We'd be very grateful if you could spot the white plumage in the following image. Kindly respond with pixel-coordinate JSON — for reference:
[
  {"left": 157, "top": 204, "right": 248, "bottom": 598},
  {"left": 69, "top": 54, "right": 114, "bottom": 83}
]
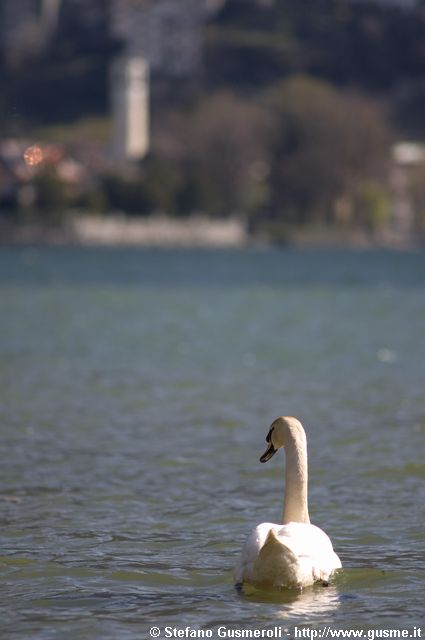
[{"left": 234, "top": 417, "right": 341, "bottom": 589}]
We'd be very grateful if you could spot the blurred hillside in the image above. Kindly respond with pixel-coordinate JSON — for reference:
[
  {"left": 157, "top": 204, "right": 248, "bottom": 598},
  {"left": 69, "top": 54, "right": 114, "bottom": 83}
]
[
  {"left": 207, "top": 0, "right": 425, "bottom": 135},
  {"left": 1, "top": 0, "right": 425, "bottom": 244}
]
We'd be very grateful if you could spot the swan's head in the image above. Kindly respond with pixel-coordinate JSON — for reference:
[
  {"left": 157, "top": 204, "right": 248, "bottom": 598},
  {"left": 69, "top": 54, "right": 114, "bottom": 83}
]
[{"left": 260, "top": 416, "right": 304, "bottom": 463}]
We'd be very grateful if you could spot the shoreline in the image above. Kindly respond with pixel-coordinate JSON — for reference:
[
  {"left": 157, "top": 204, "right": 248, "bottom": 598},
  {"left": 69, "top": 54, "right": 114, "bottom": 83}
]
[{"left": 0, "top": 214, "right": 421, "bottom": 250}]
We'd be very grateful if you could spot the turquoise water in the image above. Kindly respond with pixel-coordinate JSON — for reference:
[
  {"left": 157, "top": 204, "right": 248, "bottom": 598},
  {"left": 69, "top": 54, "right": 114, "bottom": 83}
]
[{"left": 0, "top": 247, "right": 424, "bottom": 639}]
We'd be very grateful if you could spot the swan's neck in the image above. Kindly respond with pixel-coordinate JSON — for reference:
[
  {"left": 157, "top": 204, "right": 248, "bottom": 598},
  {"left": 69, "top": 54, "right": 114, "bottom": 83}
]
[{"left": 282, "top": 432, "right": 310, "bottom": 524}]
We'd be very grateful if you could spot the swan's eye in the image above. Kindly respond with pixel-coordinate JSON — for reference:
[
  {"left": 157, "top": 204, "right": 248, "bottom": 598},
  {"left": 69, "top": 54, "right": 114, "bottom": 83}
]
[{"left": 266, "top": 427, "right": 274, "bottom": 443}]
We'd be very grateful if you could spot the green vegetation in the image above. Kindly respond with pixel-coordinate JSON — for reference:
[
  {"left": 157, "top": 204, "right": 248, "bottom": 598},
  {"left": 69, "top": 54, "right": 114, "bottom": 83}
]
[{"left": 34, "top": 118, "right": 112, "bottom": 146}]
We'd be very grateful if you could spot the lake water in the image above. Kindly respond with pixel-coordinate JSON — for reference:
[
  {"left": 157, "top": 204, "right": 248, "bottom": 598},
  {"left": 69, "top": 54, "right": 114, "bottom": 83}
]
[{"left": 0, "top": 247, "right": 424, "bottom": 640}]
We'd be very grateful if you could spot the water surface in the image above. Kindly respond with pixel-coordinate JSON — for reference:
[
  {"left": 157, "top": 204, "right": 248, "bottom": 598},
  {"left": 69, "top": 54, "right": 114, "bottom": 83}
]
[{"left": 0, "top": 247, "right": 424, "bottom": 639}]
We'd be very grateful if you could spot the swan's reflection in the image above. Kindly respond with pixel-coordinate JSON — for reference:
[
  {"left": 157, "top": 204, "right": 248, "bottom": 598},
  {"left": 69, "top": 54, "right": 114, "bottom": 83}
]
[{"left": 239, "top": 581, "right": 341, "bottom": 621}]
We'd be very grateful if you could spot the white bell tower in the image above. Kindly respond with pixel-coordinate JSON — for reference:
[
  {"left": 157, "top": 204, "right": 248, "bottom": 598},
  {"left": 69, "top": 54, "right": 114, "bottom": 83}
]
[{"left": 110, "top": 55, "right": 150, "bottom": 163}]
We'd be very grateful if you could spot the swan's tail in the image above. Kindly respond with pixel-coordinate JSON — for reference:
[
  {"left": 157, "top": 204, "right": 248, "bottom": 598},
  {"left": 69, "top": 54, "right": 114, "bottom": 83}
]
[{"left": 253, "top": 529, "right": 306, "bottom": 589}]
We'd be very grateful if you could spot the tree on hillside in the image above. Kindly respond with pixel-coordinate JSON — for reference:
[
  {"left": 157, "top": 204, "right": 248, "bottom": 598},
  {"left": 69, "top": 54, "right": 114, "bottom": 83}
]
[
  {"left": 262, "top": 76, "right": 392, "bottom": 228},
  {"left": 153, "top": 92, "right": 268, "bottom": 216}
]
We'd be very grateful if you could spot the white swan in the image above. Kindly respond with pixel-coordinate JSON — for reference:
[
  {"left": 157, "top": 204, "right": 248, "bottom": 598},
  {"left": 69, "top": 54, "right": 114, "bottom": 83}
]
[{"left": 234, "top": 416, "right": 341, "bottom": 589}]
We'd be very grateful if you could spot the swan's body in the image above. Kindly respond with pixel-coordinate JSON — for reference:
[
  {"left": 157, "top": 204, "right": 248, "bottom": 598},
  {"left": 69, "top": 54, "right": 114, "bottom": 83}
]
[{"left": 235, "top": 417, "right": 341, "bottom": 589}]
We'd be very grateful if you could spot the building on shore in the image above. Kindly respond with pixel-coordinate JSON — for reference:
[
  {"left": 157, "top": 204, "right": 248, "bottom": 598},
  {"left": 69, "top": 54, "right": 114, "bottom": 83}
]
[{"left": 391, "top": 142, "right": 425, "bottom": 238}]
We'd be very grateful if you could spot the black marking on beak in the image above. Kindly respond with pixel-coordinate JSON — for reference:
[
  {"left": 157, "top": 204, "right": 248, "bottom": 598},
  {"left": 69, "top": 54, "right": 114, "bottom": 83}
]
[
  {"left": 266, "top": 426, "right": 274, "bottom": 443},
  {"left": 260, "top": 442, "right": 277, "bottom": 463}
]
